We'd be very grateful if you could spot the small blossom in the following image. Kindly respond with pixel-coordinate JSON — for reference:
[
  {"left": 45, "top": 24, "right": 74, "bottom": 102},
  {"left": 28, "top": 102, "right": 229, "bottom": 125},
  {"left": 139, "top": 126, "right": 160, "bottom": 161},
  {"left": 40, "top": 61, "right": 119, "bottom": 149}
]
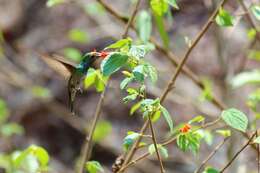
[{"left": 180, "top": 124, "right": 191, "bottom": 133}]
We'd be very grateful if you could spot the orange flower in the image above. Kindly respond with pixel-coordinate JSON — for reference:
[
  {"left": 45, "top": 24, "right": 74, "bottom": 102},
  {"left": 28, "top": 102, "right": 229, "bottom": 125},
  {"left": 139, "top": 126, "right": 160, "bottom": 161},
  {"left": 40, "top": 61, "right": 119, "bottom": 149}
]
[{"left": 180, "top": 124, "right": 191, "bottom": 133}]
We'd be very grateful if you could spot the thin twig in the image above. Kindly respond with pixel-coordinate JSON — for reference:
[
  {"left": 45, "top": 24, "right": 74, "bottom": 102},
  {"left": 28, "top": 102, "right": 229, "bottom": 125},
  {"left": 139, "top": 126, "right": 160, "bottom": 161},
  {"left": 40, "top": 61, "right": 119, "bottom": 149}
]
[
  {"left": 78, "top": 82, "right": 109, "bottom": 173},
  {"left": 237, "top": 0, "right": 260, "bottom": 41},
  {"left": 160, "top": 0, "right": 228, "bottom": 102},
  {"left": 194, "top": 137, "right": 229, "bottom": 173},
  {"left": 97, "top": 0, "right": 227, "bottom": 111},
  {"left": 219, "top": 131, "right": 257, "bottom": 173},
  {"left": 122, "top": 0, "right": 141, "bottom": 38},
  {"left": 148, "top": 114, "right": 165, "bottom": 173}
]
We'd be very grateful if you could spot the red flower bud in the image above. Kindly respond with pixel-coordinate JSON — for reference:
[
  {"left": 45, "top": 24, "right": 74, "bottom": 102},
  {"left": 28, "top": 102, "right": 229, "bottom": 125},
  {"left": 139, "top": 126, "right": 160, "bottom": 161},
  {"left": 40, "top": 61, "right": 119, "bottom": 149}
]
[
  {"left": 100, "top": 51, "right": 109, "bottom": 58},
  {"left": 180, "top": 124, "right": 191, "bottom": 133}
]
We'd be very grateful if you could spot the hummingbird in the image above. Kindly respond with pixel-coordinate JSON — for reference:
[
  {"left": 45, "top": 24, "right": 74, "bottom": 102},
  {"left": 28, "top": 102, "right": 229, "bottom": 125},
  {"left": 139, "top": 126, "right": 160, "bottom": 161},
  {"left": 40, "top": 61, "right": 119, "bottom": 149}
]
[{"left": 38, "top": 51, "right": 109, "bottom": 115}]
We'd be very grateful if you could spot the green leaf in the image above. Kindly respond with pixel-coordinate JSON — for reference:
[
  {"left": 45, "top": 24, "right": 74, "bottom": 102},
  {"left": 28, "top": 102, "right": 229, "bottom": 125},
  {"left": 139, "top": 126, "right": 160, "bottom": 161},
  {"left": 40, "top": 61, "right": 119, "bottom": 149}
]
[
  {"left": 215, "top": 129, "right": 231, "bottom": 137},
  {"left": 93, "top": 120, "right": 112, "bottom": 142},
  {"left": 136, "top": 11, "right": 152, "bottom": 43},
  {"left": 203, "top": 167, "right": 219, "bottom": 173},
  {"left": 28, "top": 145, "right": 49, "bottom": 167},
  {"left": 101, "top": 53, "right": 129, "bottom": 76},
  {"left": 215, "top": 8, "right": 234, "bottom": 27},
  {"left": 231, "top": 70, "right": 260, "bottom": 88},
  {"left": 14, "top": 145, "right": 49, "bottom": 169},
  {"left": 123, "top": 132, "right": 140, "bottom": 150},
  {"left": 160, "top": 106, "right": 173, "bottom": 133},
  {"left": 153, "top": 12, "right": 170, "bottom": 48},
  {"left": 150, "top": 0, "right": 169, "bottom": 16},
  {"left": 144, "top": 63, "right": 158, "bottom": 83},
  {"left": 86, "top": 161, "right": 104, "bottom": 173},
  {"left": 46, "top": 0, "right": 65, "bottom": 7},
  {"left": 130, "top": 101, "right": 141, "bottom": 115},
  {"left": 253, "top": 136, "right": 260, "bottom": 144},
  {"left": 68, "top": 29, "right": 88, "bottom": 44},
  {"left": 133, "top": 65, "right": 146, "bottom": 82},
  {"left": 199, "top": 78, "right": 213, "bottom": 101},
  {"left": 105, "top": 38, "right": 132, "bottom": 50},
  {"left": 188, "top": 115, "right": 205, "bottom": 124},
  {"left": 63, "top": 48, "right": 83, "bottom": 62},
  {"left": 166, "top": 0, "right": 179, "bottom": 9},
  {"left": 84, "top": 68, "right": 97, "bottom": 89},
  {"left": 0, "top": 99, "right": 9, "bottom": 124},
  {"left": 31, "top": 86, "right": 51, "bottom": 98},
  {"left": 177, "top": 134, "right": 189, "bottom": 151},
  {"left": 148, "top": 144, "right": 168, "bottom": 158},
  {"left": 152, "top": 110, "right": 161, "bottom": 122},
  {"left": 1, "top": 123, "right": 24, "bottom": 137},
  {"left": 251, "top": 5, "right": 260, "bottom": 21},
  {"left": 247, "top": 28, "right": 257, "bottom": 40},
  {"left": 248, "top": 50, "right": 260, "bottom": 61},
  {"left": 221, "top": 108, "right": 248, "bottom": 132},
  {"left": 120, "top": 77, "right": 134, "bottom": 90},
  {"left": 84, "top": 2, "right": 104, "bottom": 16}
]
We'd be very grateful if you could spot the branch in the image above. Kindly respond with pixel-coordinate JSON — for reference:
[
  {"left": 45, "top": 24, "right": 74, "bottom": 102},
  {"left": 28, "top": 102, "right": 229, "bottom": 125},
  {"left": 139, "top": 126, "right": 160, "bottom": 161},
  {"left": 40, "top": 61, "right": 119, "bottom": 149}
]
[
  {"left": 119, "top": 117, "right": 222, "bottom": 172},
  {"left": 122, "top": 0, "right": 141, "bottom": 38},
  {"left": 219, "top": 131, "right": 257, "bottom": 173},
  {"left": 78, "top": 82, "right": 109, "bottom": 173},
  {"left": 148, "top": 114, "right": 165, "bottom": 173},
  {"left": 237, "top": 0, "right": 260, "bottom": 41},
  {"left": 194, "top": 137, "right": 229, "bottom": 173},
  {"left": 159, "top": 0, "right": 228, "bottom": 103}
]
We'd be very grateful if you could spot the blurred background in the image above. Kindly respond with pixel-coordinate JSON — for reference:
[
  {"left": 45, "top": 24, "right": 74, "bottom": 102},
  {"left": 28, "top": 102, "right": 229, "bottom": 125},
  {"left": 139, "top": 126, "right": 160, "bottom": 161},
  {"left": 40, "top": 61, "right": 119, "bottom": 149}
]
[{"left": 0, "top": 0, "right": 259, "bottom": 172}]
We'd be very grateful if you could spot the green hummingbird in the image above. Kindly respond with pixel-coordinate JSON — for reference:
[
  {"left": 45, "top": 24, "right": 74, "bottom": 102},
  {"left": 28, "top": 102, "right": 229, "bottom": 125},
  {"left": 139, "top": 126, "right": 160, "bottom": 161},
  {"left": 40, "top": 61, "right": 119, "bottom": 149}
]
[{"left": 39, "top": 51, "right": 106, "bottom": 115}]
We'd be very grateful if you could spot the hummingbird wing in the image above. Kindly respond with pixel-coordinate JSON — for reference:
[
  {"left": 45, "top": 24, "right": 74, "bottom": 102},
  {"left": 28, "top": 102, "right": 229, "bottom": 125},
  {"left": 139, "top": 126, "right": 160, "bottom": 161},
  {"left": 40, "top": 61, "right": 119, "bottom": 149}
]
[{"left": 37, "top": 52, "right": 77, "bottom": 78}]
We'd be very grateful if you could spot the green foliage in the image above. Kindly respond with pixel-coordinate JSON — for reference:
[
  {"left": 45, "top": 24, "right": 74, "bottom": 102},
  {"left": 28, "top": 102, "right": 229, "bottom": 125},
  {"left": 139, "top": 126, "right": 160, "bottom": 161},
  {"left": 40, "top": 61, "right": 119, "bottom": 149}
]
[
  {"left": 199, "top": 78, "right": 213, "bottom": 102},
  {"left": 0, "top": 99, "right": 24, "bottom": 138},
  {"left": 247, "top": 88, "right": 260, "bottom": 111},
  {"left": 221, "top": 108, "right": 248, "bottom": 132},
  {"left": 203, "top": 167, "right": 219, "bottom": 173},
  {"left": 105, "top": 38, "right": 132, "bottom": 50},
  {"left": 0, "top": 145, "right": 50, "bottom": 173},
  {"left": 215, "top": 129, "right": 231, "bottom": 137},
  {"left": 46, "top": 0, "right": 64, "bottom": 7},
  {"left": 101, "top": 53, "right": 129, "bottom": 76},
  {"left": 177, "top": 131, "right": 202, "bottom": 154},
  {"left": 0, "top": 99, "right": 9, "bottom": 124},
  {"left": 166, "top": 0, "right": 179, "bottom": 9},
  {"left": 197, "top": 129, "right": 213, "bottom": 146},
  {"left": 150, "top": 0, "right": 169, "bottom": 16},
  {"left": 123, "top": 131, "right": 140, "bottom": 150},
  {"left": 68, "top": 29, "right": 89, "bottom": 44},
  {"left": 139, "top": 99, "right": 174, "bottom": 132},
  {"left": 148, "top": 144, "right": 168, "bottom": 158},
  {"left": 85, "top": 161, "right": 104, "bottom": 173},
  {"left": 188, "top": 115, "right": 205, "bottom": 124},
  {"left": 248, "top": 50, "right": 260, "bottom": 61},
  {"left": 84, "top": 2, "right": 105, "bottom": 16},
  {"left": 215, "top": 8, "right": 234, "bottom": 27},
  {"left": 93, "top": 120, "right": 112, "bottom": 142},
  {"left": 31, "top": 86, "right": 51, "bottom": 99},
  {"left": 84, "top": 68, "right": 108, "bottom": 92},
  {"left": 1, "top": 123, "right": 24, "bottom": 137},
  {"left": 153, "top": 12, "right": 170, "bottom": 48},
  {"left": 160, "top": 106, "right": 173, "bottom": 133},
  {"left": 63, "top": 48, "right": 83, "bottom": 62},
  {"left": 251, "top": 5, "right": 260, "bottom": 21},
  {"left": 136, "top": 11, "right": 152, "bottom": 43},
  {"left": 253, "top": 136, "right": 260, "bottom": 144},
  {"left": 247, "top": 28, "right": 257, "bottom": 40},
  {"left": 231, "top": 70, "right": 260, "bottom": 88}
]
